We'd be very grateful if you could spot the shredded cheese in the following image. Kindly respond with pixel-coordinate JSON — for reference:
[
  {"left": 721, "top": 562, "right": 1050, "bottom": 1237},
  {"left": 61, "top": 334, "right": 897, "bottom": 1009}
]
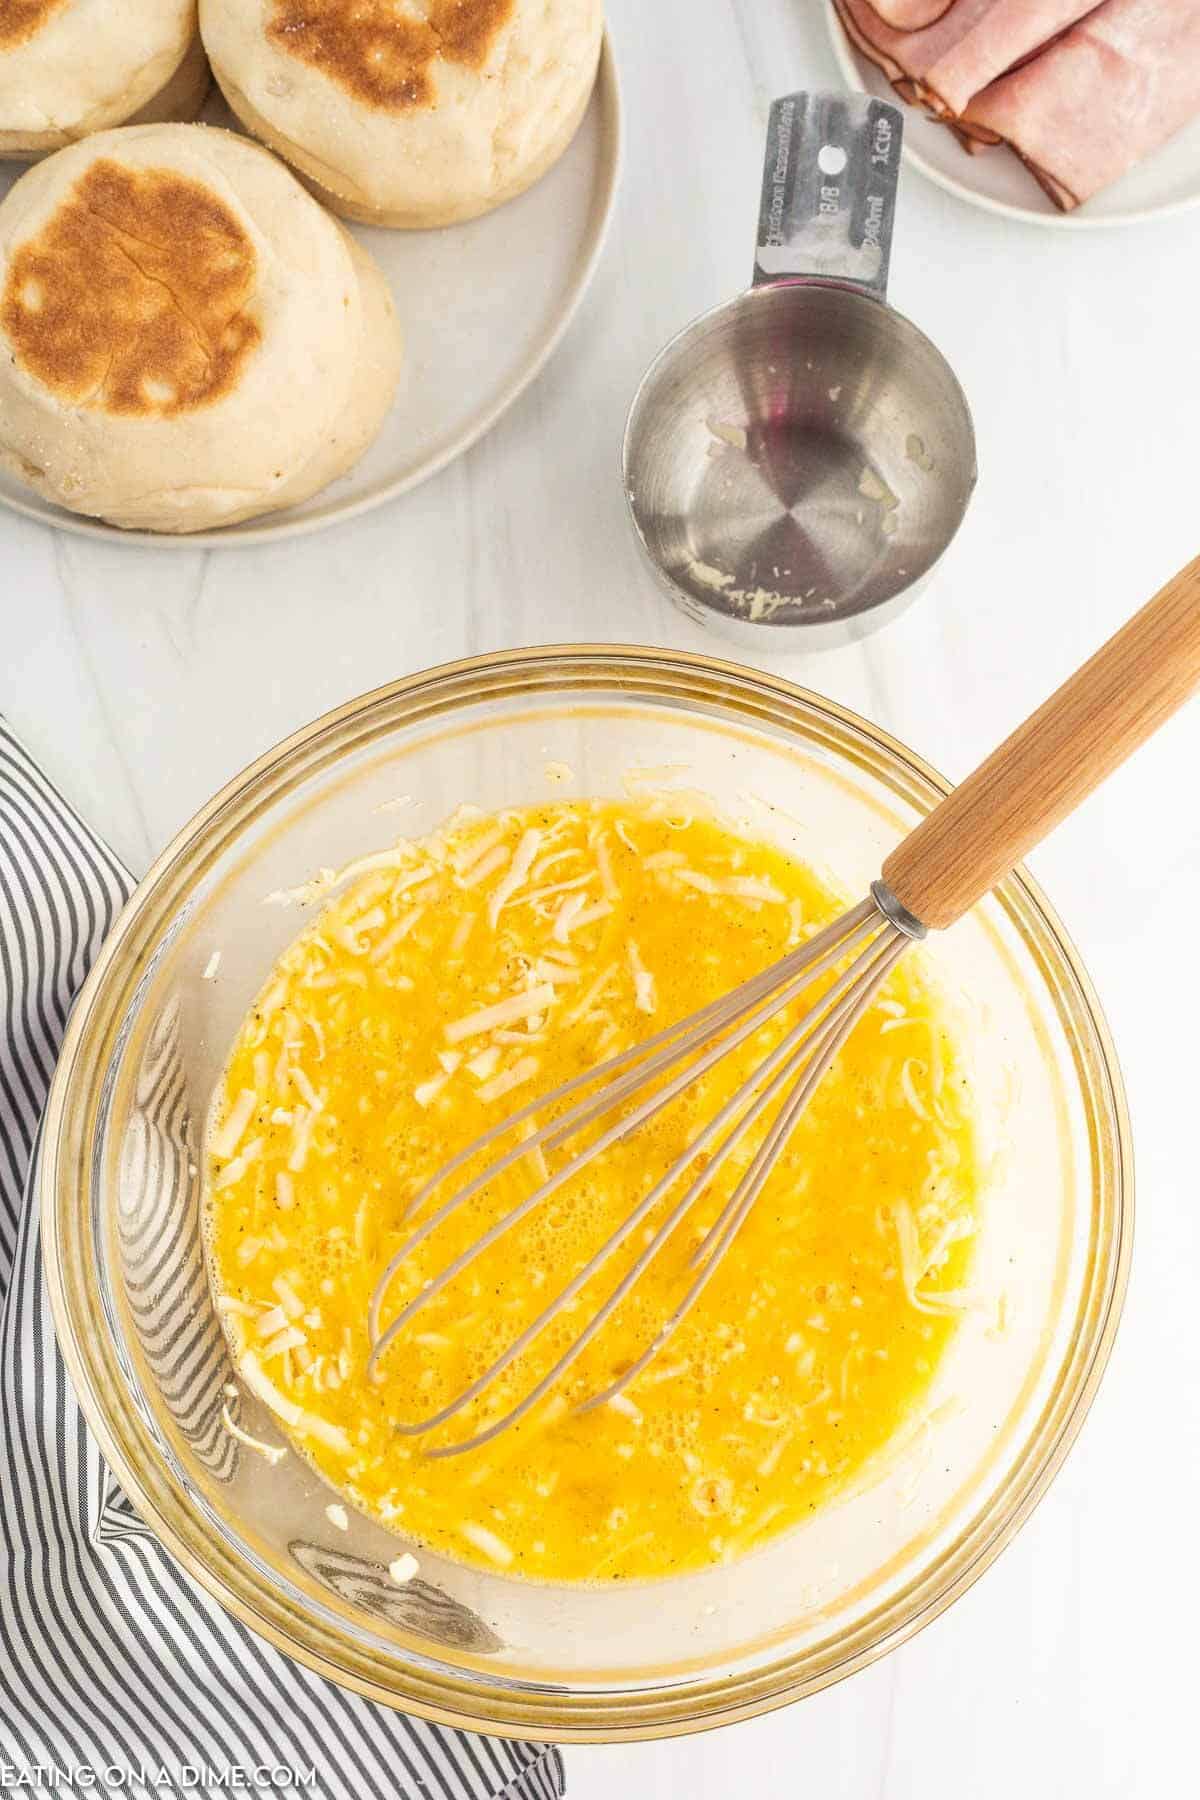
[
  {"left": 220, "top": 1402, "right": 287, "bottom": 1465},
  {"left": 213, "top": 1139, "right": 263, "bottom": 1191},
  {"left": 290, "top": 1066, "right": 322, "bottom": 1113},
  {"left": 561, "top": 964, "right": 618, "bottom": 1027},
  {"left": 476, "top": 1055, "right": 540, "bottom": 1105},
  {"left": 899, "top": 1058, "right": 929, "bottom": 1119},
  {"left": 521, "top": 874, "right": 593, "bottom": 912},
  {"left": 531, "top": 958, "right": 580, "bottom": 985},
  {"left": 264, "top": 846, "right": 422, "bottom": 909},
  {"left": 238, "top": 1349, "right": 302, "bottom": 1427},
  {"left": 892, "top": 1200, "right": 973, "bottom": 1316},
  {"left": 552, "top": 892, "right": 587, "bottom": 941},
  {"left": 594, "top": 834, "right": 619, "bottom": 900},
  {"left": 553, "top": 895, "right": 612, "bottom": 942},
  {"left": 627, "top": 940, "right": 657, "bottom": 1015},
  {"left": 488, "top": 828, "right": 542, "bottom": 928},
  {"left": 459, "top": 1523, "right": 513, "bottom": 1568},
  {"left": 459, "top": 844, "right": 509, "bottom": 890},
  {"left": 287, "top": 1107, "right": 316, "bottom": 1172},
  {"left": 567, "top": 900, "right": 613, "bottom": 934},
  {"left": 718, "top": 876, "right": 786, "bottom": 903},
  {"left": 272, "top": 1274, "right": 304, "bottom": 1320},
  {"left": 757, "top": 1432, "right": 793, "bottom": 1478},
  {"left": 445, "top": 985, "right": 556, "bottom": 1044},
  {"left": 449, "top": 912, "right": 474, "bottom": 955},
  {"left": 453, "top": 828, "right": 505, "bottom": 878},
  {"left": 215, "top": 1296, "right": 257, "bottom": 1320},
  {"left": 212, "top": 1088, "right": 257, "bottom": 1160},
  {"left": 301, "top": 1414, "right": 352, "bottom": 1455},
  {"left": 607, "top": 1393, "right": 642, "bottom": 1423},
  {"left": 369, "top": 910, "right": 424, "bottom": 964}
]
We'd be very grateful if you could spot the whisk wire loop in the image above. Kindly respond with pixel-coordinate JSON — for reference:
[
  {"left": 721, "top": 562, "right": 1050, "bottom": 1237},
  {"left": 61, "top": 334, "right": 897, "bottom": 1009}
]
[
  {"left": 367, "top": 893, "right": 911, "bottom": 1451},
  {"left": 367, "top": 900, "right": 880, "bottom": 1372},
  {"left": 421, "top": 925, "right": 906, "bottom": 1457},
  {"left": 582, "top": 931, "right": 908, "bottom": 1418}
]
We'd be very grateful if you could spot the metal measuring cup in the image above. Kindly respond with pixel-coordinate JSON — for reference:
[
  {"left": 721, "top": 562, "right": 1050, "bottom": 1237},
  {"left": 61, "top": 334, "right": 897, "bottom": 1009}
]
[{"left": 623, "top": 92, "right": 977, "bottom": 650}]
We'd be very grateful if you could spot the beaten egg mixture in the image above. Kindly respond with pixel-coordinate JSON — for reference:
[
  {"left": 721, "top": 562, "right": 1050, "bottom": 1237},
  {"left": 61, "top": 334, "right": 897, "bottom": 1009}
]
[{"left": 206, "top": 795, "right": 979, "bottom": 1582}]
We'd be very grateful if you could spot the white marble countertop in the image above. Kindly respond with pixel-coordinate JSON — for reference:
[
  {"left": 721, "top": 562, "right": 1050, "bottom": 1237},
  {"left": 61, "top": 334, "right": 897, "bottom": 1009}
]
[{"left": 5, "top": 2, "right": 1200, "bottom": 1794}]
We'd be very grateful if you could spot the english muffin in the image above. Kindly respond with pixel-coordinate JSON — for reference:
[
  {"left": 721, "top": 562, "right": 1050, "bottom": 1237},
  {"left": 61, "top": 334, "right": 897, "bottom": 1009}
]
[
  {"left": 0, "top": 123, "right": 402, "bottom": 532},
  {"left": 0, "top": 1, "right": 210, "bottom": 160},
  {"left": 199, "top": 0, "right": 603, "bottom": 227}
]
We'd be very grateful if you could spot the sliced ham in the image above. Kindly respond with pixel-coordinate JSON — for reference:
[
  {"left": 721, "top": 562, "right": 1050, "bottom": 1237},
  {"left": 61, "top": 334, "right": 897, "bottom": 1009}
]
[
  {"left": 834, "top": 0, "right": 1092, "bottom": 121},
  {"left": 866, "top": 0, "right": 956, "bottom": 25},
  {"left": 836, "top": 0, "right": 995, "bottom": 99},
  {"left": 923, "top": 0, "right": 1100, "bottom": 114},
  {"left": 965, "top": 0, "right": 1200, "bottom": 207}
]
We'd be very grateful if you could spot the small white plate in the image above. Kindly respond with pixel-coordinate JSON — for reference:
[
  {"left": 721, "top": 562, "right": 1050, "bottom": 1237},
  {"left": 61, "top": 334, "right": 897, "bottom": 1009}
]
[
  {"left": 825, "top": 1, "right": 1200, "bottom": 229},
  {"left": 0, "top": 35, "right": 621, "bottom": 547}
]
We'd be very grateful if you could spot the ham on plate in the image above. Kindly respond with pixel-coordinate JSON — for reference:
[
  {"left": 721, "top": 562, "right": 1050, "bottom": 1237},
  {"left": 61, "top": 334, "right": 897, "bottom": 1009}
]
[
  {"left": 865, "top": 0, "right": 956, "bottom": 25},
  {"left": 836, "top": 0, "right": 1098, "bottom": 120},
  {"left": 922, "top": 0, "right": 1099, "bottom": 114},
  {"left": 965, "top": 0, "right": 1200, "bottom": 207}
]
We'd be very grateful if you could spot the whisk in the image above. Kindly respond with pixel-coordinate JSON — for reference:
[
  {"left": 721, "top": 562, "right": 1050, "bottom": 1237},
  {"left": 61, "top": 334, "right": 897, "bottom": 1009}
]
[{"left": 369, "top": 555, "right": 1200, "bottom": 1455}]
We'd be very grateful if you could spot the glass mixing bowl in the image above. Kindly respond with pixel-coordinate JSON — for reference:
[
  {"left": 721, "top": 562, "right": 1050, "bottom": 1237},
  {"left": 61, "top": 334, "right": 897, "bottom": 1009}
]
[{"left": 41, "top": 646, "right": 1130, "bottom": 1741}]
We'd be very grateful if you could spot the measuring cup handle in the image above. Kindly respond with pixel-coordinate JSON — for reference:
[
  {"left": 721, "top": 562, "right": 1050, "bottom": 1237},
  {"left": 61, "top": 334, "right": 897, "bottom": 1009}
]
[{"left": 753, "top": 92, "right": 903, "bottom": 301}]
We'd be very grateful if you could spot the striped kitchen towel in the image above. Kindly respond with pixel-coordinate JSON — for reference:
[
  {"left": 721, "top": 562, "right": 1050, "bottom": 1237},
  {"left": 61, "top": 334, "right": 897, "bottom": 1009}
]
[{"left": 0, "top": 721, "right": 565, "bottom": 1800}]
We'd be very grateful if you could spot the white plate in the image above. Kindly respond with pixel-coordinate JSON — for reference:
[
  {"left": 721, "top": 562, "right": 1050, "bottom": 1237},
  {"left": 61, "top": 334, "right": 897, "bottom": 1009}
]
[
  {"left": 825, "top": 1, "right": 1200, "bottom": 229},
  {"left": 0, "top": 36, "right": 621, "bottom": 547}
]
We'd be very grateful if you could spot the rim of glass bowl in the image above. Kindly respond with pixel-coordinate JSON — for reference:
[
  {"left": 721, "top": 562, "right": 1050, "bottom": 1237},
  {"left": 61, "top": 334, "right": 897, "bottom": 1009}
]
[{"left": 40, "top": 644, "right": 1132, "bottom": 1743}]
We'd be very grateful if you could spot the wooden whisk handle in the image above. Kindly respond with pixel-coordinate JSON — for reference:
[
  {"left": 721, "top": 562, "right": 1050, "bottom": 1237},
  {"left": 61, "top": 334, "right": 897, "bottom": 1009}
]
[{"left": 882, "top": 554, "right": 1200, "bottom": 932}]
